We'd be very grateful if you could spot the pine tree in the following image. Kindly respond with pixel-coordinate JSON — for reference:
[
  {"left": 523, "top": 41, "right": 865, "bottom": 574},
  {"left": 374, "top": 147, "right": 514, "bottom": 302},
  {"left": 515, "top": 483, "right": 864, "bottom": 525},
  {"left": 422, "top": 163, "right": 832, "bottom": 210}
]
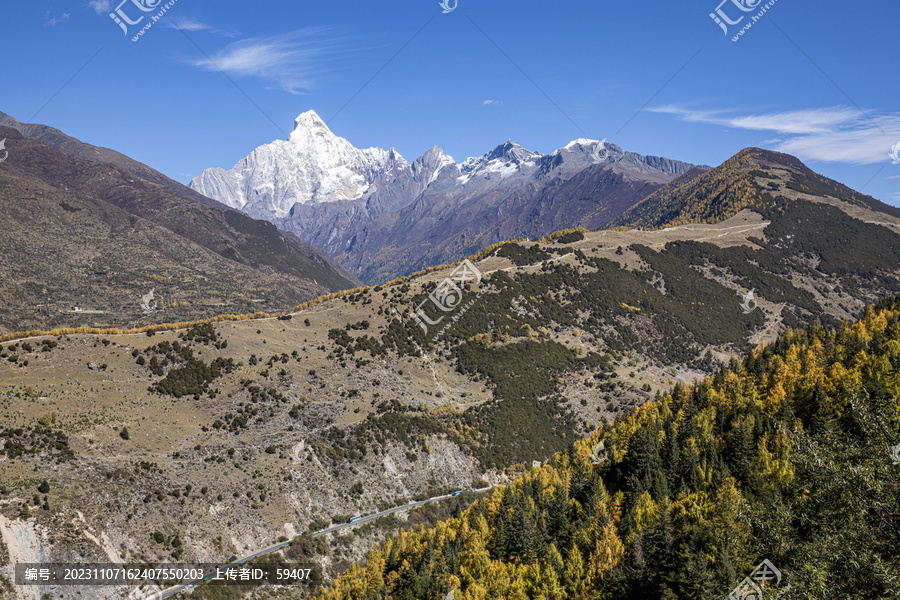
[
  {"left": 544, "top": 543, "right": 565, "bottom": 580},
  {"left": 723, "top": 418, "right": 754, "bottom": 483},
  {"left": 643, "top": 499, "right": 674, "bottom": 592},
  {"left": 810, "top": 379, "right": 837, "bottom": 434},
  {"left": 546, "top": 481, "right": 572, "bottom": 547}
]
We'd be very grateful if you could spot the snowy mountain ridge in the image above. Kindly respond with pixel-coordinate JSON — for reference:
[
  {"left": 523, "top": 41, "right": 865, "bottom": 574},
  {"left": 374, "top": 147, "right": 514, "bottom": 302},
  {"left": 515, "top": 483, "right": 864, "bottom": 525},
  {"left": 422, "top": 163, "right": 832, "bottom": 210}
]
[
  {"left": 191, "top": 110, "right": 651, "bottom": 219},
  {"left": 190, "top": 110, "right": 700, "bottom": 283}
]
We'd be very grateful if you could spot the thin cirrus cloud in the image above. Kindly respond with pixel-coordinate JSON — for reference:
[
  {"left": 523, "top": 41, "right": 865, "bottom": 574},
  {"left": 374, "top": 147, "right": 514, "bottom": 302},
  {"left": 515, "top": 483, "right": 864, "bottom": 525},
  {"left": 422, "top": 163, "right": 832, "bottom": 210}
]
[
  {"left": 650, "top": 105, "right": 900, "bottom": 165},
  {"left": 165, "top": 17, "right": 237, "bottom": 38},
  {"left": 185, "top": 28, "right": 356, "bottom": 95},
  {"left": 483, "top": 100, "right": 502, "bottom": 106}
]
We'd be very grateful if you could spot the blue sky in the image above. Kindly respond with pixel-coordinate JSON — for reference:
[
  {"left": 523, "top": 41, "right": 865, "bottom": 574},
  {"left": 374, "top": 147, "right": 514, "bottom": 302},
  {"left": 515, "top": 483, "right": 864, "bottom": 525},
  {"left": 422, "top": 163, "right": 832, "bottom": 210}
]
[{"left": 3, "top": 1, "right": 899, "bottom": 205}]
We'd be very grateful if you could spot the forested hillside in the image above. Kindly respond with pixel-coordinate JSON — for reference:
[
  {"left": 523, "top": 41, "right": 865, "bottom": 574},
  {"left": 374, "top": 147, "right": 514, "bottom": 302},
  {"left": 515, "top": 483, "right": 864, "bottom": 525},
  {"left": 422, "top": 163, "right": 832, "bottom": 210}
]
[{"left": 317, "top": 296, "right": 900, "bottom": 600}]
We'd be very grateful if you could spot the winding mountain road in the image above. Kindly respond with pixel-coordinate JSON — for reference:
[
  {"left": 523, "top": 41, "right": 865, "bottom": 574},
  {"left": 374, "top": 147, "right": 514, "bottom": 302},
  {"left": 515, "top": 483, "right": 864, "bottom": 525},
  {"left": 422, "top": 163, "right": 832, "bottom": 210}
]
[{"left": 153, "top": 486, "right": 492, "bottom": 599}]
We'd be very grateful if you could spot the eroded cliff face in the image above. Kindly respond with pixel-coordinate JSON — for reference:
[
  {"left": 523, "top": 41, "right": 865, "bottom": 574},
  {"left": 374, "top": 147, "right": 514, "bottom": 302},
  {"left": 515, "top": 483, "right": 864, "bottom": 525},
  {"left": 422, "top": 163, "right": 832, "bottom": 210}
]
[{"left": 0, "top": 430, "right": 494, "bottom": 600}]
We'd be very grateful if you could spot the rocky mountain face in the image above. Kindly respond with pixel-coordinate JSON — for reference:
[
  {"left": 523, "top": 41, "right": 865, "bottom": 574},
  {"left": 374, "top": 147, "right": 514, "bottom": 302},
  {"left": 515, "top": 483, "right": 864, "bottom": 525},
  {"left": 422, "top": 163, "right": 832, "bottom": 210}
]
[{"left": 191, "top": 111, "right": 700, "bottom": 283}]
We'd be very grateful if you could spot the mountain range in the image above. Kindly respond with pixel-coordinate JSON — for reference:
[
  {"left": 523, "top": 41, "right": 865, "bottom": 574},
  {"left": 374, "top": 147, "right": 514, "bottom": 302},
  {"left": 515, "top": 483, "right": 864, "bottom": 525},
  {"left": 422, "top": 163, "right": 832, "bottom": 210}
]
[
  {"left": 191, "top": 111, "right": 700, "bottom": 283},
  {"left": 1, "top": 110, "right": 900, "bottom": 599}
]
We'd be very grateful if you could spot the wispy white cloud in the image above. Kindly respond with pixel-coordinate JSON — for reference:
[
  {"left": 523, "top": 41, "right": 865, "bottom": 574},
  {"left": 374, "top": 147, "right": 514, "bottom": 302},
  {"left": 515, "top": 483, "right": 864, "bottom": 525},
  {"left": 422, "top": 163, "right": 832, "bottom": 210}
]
[
  {"left": 483, "top": 99, "right": 502, "bottom": 106},
  {"left": 650, "top": 105, "right": 866, "bottom": 135},
  {"left": 185, "top": 28, "right": 354, "bottom": 95},
  {"left": 88, "top": 0, "right": 111, "bottom": 15},
  {"left": 44, "top": 12, "right": 71, "bottom": 27},
  {"left": 165, "top": 17, "right": 237, "bottom": 37},
  {"left": 650, "top": 105, "right": 900, "bottom": 165}
]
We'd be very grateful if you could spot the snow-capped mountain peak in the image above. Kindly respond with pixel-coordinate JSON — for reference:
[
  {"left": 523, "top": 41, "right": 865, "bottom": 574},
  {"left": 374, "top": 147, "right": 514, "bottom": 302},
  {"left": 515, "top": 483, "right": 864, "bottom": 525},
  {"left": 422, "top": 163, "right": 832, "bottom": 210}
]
[
  {"left": 557, "top": 138, "right": 614, "bottom": 159},
  {"left": 287, "top": 110, "right": 354, "bottom": 153},
  {"left": 563, "top": 137, "right": 603, "bottom": 149},
  {"left": 546, "top": 138, "right": 628, "bottom": 172},
  {"left": 487, "top": 140, "right": 541, "bottom": 164},
  {"left": 413, "top": 145, "right": 458, "bottom": 185},
  {"left": 293, "top": 109, "right": 329, "bottom": 131},
  {"left": 191, "top": 111, "right": 409, "bottom": 219},
  {"left": 457, "top": 140, "right": 542, "bottom": 184},
  {"left": 420, "top": 145, "right": 456, "bottom": 166}
]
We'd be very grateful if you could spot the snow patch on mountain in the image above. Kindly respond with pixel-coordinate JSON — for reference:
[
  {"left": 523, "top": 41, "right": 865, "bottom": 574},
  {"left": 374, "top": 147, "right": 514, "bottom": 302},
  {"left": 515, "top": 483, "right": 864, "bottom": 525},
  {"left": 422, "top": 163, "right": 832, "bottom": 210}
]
[{"left": 456, "top": 140, "right": 542, "bottom": 185}]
